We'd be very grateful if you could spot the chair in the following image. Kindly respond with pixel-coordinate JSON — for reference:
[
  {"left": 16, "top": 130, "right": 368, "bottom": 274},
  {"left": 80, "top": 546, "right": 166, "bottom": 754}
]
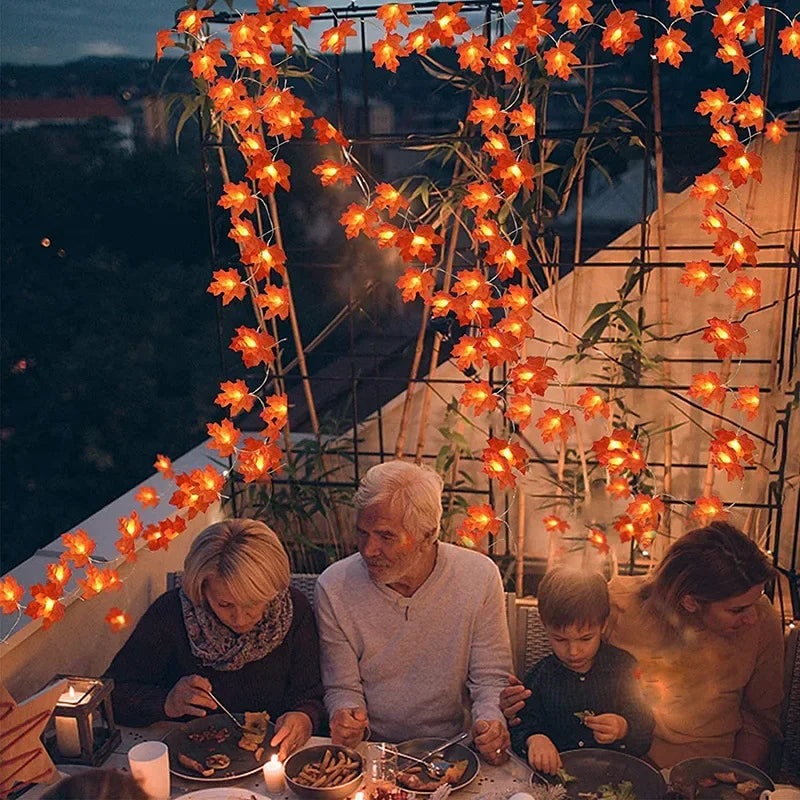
[
  {"left": 505, "top": 594, "right": 552, "bottom": 677},
  {"left": 165, "top": 572, "right": 319, "bottom": 610},
  {"left": 778, "top": 624, "right": 800, "bottom": 784}
]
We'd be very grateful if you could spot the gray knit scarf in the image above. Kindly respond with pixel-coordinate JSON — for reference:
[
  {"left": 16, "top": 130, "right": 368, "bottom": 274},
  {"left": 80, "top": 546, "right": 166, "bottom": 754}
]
[{"left": 180, "top": 586, "right": 293, "bottom": 671}]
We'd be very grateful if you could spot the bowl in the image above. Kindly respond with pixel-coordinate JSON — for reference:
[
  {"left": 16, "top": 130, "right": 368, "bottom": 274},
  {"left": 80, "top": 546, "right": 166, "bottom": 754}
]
[{"left": 284, "top": 744, "right": 363, "bottom": 800}]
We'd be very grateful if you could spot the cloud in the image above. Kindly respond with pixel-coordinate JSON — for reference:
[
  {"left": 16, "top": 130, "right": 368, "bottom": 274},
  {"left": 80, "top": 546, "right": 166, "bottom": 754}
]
[{"left": 77, "top": 40, "right": 131, "bottom": 57}]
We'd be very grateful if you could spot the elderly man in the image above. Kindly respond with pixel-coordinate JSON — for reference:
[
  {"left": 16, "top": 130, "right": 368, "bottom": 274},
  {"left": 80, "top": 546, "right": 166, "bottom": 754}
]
[{"left": 315, "top": 460, "right": 513, "bottom": 764}]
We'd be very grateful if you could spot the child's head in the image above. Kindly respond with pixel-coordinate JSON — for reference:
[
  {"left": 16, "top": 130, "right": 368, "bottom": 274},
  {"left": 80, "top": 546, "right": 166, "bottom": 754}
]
[
  {"left": 537, "top": 567, "right": 610, "bottom": 672},
  {"left": 41, "top": 768, "right": 148, "bottom": 800}
]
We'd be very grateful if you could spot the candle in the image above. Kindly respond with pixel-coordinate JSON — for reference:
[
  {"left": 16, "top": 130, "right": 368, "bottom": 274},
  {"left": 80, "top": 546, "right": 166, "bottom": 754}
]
[
  {"left": 55, "top": 685, "right": 93, "bottom": 758},
  {"left": 262, "top": 754, "right": 285, "bottom": 793}
]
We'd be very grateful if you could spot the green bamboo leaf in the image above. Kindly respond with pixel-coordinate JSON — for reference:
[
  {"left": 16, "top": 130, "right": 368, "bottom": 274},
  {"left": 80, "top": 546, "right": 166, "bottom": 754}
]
[
  {"left": 585, "top": 301, "right": 616, "bottom": 325},
  {"left": 616, "top": 309, "right": 642, "bottom": 339}
]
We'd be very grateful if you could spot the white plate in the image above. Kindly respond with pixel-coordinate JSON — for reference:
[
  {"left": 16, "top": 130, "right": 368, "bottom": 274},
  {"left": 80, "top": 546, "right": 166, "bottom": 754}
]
[{"left": 177, "top": 788, "right": 271, "bottom": 800}]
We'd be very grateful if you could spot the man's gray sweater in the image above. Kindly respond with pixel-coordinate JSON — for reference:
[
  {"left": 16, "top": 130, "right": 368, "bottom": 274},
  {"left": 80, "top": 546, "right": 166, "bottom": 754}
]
[{"left": 315, "top": 542, "right": 513, "bottom": 743}]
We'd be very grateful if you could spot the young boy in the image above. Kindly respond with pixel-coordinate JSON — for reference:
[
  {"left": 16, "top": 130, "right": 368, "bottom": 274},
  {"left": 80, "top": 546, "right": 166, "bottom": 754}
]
[{"left": 510, "top": 567, "right": 654, "bottom": 774}]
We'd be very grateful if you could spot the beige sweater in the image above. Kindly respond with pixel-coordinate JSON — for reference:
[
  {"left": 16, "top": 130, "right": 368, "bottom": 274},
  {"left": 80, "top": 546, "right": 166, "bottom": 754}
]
[{"left": 606, "top": 575, "right": 784, "bottom": 768}]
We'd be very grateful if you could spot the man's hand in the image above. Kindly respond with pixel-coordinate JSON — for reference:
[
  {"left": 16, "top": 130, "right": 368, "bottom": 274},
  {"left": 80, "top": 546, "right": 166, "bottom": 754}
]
[
  {"left": 471, "top": 719, "right": 510, "bottom": 765},
  {"left": 271, "top": 711, "right": 313, "bottom": 760},
  {"left": 584, "top": 713, "right": 628, "bottom": 744},
  {"left": 527, "top": 734, "right": 562, "bottom": 774},
  {"left": 164, "top": 675, "right": 217, "bottom": 718},
  {"left": 330, "top": 707, "right": 369, "bottom": 747},
  {"left": 499, "top": 674, "right": 531, "bottom": 727}
]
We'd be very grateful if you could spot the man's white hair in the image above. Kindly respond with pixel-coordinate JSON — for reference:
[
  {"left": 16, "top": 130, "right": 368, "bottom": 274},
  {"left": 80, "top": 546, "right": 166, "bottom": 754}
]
[{"left": 354, "top": 460, "right": 443, "bottom": 540}]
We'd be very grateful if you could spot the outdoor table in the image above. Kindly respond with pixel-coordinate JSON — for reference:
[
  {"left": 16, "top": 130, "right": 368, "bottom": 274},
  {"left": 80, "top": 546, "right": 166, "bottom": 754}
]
[{"left": 27, "top": 724, "right": 535, "bottom": 799}]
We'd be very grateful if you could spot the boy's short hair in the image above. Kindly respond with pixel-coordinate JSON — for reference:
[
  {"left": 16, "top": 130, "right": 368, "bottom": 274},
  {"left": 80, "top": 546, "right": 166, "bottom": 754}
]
[{"left": 537, "top": 567, "right": 610, "bottom": 630}]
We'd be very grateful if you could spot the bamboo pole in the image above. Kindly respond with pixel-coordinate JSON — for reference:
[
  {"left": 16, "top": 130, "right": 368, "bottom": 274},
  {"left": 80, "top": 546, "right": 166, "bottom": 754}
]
[
  {"left": 651, "top": 53, "right": 673, "bottom": 551},
  {"left": 413, "top": 207, "right": 462, "bottom": 462},
  {"left": 516, "top": 490, "right": 526, "bottom": 595},
  {"left": 394, "top": 310, "right": 430, "bottom": 458}
]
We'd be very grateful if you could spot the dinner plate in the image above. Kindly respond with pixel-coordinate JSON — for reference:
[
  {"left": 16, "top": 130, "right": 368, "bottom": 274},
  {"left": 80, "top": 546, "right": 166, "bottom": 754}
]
[
  {"left": 396, "top": 736, "right": 479, "bottom": 794},
  {"left": 177, "top": 789, "right": 271, "bottom": 800},
  {"left": 668, "top": 757, "right": 775, "bottom": 799},
  {"left": 529, "top": 748, "right": 667, "bottom": 799},
  {"left": 164, "top": 713, "right": 276, "bottom": 782}
]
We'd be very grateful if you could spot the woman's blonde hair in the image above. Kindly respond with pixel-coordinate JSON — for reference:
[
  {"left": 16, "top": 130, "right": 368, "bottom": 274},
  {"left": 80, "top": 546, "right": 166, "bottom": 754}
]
[
  {"left": 353, "top": 461, "right": 443, "bottom": 541},
  {"left": 182, "top": 519, "right": 290, "bottom": 607},
  {"left": 537, "top": 567, "right": 610, "bottom": 630}
]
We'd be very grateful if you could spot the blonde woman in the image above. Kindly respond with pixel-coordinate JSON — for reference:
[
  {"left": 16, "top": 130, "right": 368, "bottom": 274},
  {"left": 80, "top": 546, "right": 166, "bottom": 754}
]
[{"left": 106, "top": 519, "right": 323, "bottom": 758}]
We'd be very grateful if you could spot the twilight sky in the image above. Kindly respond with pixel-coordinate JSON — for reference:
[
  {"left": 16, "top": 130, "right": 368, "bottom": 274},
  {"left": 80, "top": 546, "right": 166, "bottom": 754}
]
[{"left": 1, "top": 0, "right": 371, "bottom": 64}]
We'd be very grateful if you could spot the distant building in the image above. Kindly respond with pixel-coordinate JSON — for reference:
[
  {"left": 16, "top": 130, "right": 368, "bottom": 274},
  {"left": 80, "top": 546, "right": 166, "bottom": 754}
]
[{"left": 0, "top": 96, "right": 135, "bottom": 152}]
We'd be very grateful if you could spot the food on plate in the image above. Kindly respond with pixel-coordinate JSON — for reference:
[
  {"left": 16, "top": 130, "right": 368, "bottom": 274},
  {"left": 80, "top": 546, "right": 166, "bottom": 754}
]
[
  {"left": 557, "top": 768, "right": 577, "bottom": 784},
  {"left": 698, "top": 777, "right": 719, "bottom": 788},
  {"left": 205, "top": 753, "right": 231, "bottom": 770},
  {"left": 370, "top": 789, "right": 412, "bottom": 800},
  {"left": 573, "top": 710, "right": 596, "bottom": 724},
  {"left": 577, "top": 780, "right": 636, "bottom": 800},
  {"left": 735, "top": 780, "right": 764, "bottom": 800},
  {"left": 188, "top": 725, "right": 231, "bottom": 744},
  {"left": 396, "top": 759, "right": 468, "bottom": 791},
  {"left": 292, "top": 749, "right": 361, "bottom": 787},
  {"left": 178, "top": 752, "right": 215, "bottom": 777},
  {"left": 714, "top": 773, "right": 739, "bottom": 784},
  {"left": 238, "top": 711, "right": 270, "bottom": 751}
]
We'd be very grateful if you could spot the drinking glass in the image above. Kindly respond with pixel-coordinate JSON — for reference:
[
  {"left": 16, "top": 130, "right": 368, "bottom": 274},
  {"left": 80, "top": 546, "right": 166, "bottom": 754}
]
[
  {"left": 364, "top": 742, "right": 398, "bottom": 798},
  {"left": 127, "top": 740, "right": 170, "bottom": 800}
]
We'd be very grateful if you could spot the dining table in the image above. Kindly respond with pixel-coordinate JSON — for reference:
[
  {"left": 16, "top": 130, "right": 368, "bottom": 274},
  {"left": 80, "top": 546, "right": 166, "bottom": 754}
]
[{"left": 25, "top": 723, "right": 536, "bottom": 800}]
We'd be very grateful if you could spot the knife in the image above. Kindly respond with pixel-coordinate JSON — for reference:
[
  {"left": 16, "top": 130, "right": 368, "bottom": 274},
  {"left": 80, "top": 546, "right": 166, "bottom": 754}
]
[{"left": 204, "top": 688, "right": 244, "bottom": 731}]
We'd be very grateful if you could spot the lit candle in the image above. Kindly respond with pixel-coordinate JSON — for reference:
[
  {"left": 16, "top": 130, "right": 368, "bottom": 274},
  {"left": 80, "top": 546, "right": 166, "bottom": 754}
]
[
  {"left": 55, "top": 685, "right": 93, "bottom": 758},
  {"left": 262, "top": 754, "right": 285, "bottom": 793}
]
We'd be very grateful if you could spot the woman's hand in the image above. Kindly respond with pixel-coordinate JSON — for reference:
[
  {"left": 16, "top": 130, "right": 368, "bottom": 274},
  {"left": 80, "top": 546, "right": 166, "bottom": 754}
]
[
  {"left": 271, "top": 712, "right": 313, "bottom": 760},
  {"left": 527, "top": 734, "right": 562, "bottom": 774},
  {"left": 164, "top": 675, "right": 217, "bottom": 718},
  {"left": 584, "top": 713, "right": 628, "bottom": 744},
  {"left": 499, "top": 674, "right": 531, "bottom": 727}
]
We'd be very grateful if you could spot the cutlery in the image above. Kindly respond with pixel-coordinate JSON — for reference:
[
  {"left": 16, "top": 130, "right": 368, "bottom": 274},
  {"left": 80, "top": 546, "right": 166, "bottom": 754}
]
[
  {"left": 396, "top": 751, "right": 449, "bottom": 778},
  {"left": 204, "top": 688, "right": 244, "bottom": 731},
  {"left": 417, "top": 731, "right": 470, "bottom": 763}
]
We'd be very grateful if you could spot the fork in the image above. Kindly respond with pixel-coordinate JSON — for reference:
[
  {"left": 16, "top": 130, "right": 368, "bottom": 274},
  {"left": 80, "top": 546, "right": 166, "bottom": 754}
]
[{"left": 204, "top": 688, "right": 244, "bottom": 731}]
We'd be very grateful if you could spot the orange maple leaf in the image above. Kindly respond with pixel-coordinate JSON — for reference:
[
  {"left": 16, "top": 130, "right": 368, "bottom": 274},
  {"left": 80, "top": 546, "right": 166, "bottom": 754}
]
[
  {"left": 491, "top": 154, "right": 535, "bottom": 195},
  {"left": 536, "top": 408, "right": 576, "bottom": 444},
  {"left": 397, "top": 225, "right": 443, "bottom": 264},
  {"left": 208, "top": 268, "right": 247, "bottom": 305},
  {"left": 246, "top": 153, "right": 291, "bottom": 194},
  {"left": 312, "top": 117, "right": 348, "bottom": 147},
  {"left": 509, "top": 102, "right": 536, "bottom": 139},
  {"left": 215, "top": 380, "right": 255, "bottom": 416},
  {"left": 716, "top": 38, "right": 749, "bottom": 74},
  {"left": 244, "top": 241, "right": 288, "bottom": 280},
  {"left": 601, "top": 9, "right": 643, "bottom": 55},
  {"left": 576, "top": 388, "right": 610, "bottom": 420},
  {"left": 463, "top": 181, "right": 501, "bottom": 214},
  {"left": 230, "top": 326, "right": 276, "bottom": 368},
  {"left": 691, "top": 494, "right": 727, "bottom": 524},
  {"left": 732, "top": 385, "right": 760, "bottom": 420},
  {"left": 765, "top": 119, "right": 787, "bottom": 144},
  {"left": 702, "top": 317, "right": 748, "bottom": 359},
  {"left": 467, "top": 97, "right": 506, "bottom": 132},
  {"left": 177, "top": 8, "right": 214, "bottom": 35},
  {"left": 374, "top": 183, "right": 409, "bottom": 216},
  {"left": 688, "top": 371, "right": 727, "bottom": 407},
  {"left": 489, "top": 37, "right": 521, "bottom": 82},
  {"left": 726, "top": 275, "right": 761, "bottom": 311},
  {"left": 340, "top": 204, "right": 378, "bottom": 239},
  {"left": 690, "top": 172, "right": 730, "bottom": 206},
  {"left": 256, "top": 285, "right": 290, "bottom": 320},
  {"left": 457, "top": 35, "right": 491, "bottom": 73},
  {"left": 405, "top": 27, "right": 432, "bottom": 54},
  {"left": 396, "top": 268, "right": 435, "bottom": 302},
  {"left": 654, "top": 28, "right": 691, "bottom": 66},
  {"left": 106, "top": 607, "right": 130, "bottom": 633},
  {"left": 377, "top": 3, "right": 414, "bottom": 30},
  {"left": 118, "top": 511, "right": 143, "bottom": 539},
  {"left": 719, "top": 144, "right": 762, "bottom": 187},
  {"left": 312, "top": 160, "right": 357, "bottom": 187},
  {"left": 155, "top": 30, "right": 175, "bottom": 61},
  {"left": 779, "top": 21, "right": 800, "bottom": 57},
  {"left": 207, "top": 418, "right": 241, "bottom": 458},
  {"left": 460, "top": 381, "right": 498, "bottom": 417},
  {"left": 135, "top": 486, "right": 160, "bottom": 509},
  {"left": 544, "top": 41, "right": 580, "bottom": 80},
  {"left": 558, "top": 0, "right": 593, "bottom": 31},
  {"left": 509, "top": 356, "right": 557, "bottom": 395},
  {"left": 606, "top": 477, "right": 632, "bottom": 500},
  {"left": 0, "top": 576, "right": 24, "bottom": 614},
  {"left": 425, "top": 2, "right": 469, "bottom": 45},
  {"left": 733, "top": 94, "right": 765, "bottom": 130},
  {"left": 25, "top": 583, "right": 65, "bottom": 629},
  {"left": 61, "top": 529, "right": 96, "bottom": 568},
  {"left": 452, "top": 335, "right": 484, "bottom": 372},
  {"left": 373, "top": 33, "right": 407, "bottom": 72},
  {"left": 514, "top": 0, "right": 555, "bottom": 48},
  {"left": 668, "top": 0, "right": 702, "bottom": 21},
  {"left": 320, "top": 19, "right": 356, "bottom": 54},
  {"left": 189, "top": 38, "right": 227, "bottom": 82},
  {"left": 505, "top": 394, "right": 533, "bottom": 429},
  {"left": 695, "top": 88, "right": 734, "bottom": 125}
]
